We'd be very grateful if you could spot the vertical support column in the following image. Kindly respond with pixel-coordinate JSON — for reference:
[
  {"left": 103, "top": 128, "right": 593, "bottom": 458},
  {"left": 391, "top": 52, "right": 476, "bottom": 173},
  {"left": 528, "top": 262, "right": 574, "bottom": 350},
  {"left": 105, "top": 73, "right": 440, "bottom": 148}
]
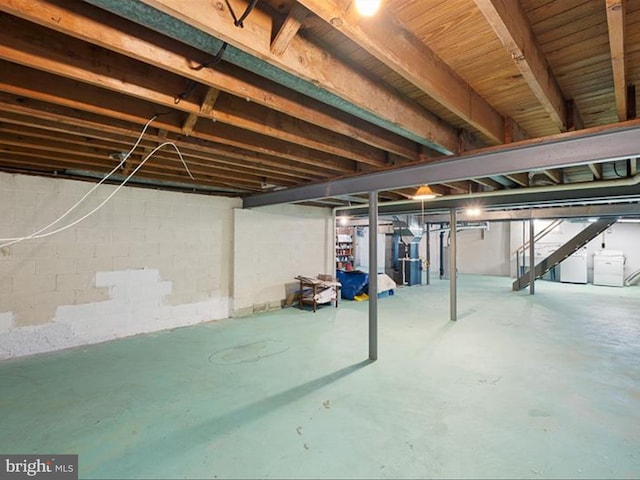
[
  {"left": 426, "top": 223, "right": 431, "bottom": 285},
  {"left": 368, "top": 191, "right": 378, "bottom": 361},
  {"left": 529, "top": 218, "right": 535, "bottom": 295},
  {"left": 521, "top": 221, "right": 526, "bottom": 277},
  {"left": 439, "top": 225, "right": 444, "bottom": 279},
  {"left": 450, "top": 208, "right": 457, "bottom": 321},
  {"left": 332, "top": 210, "right": 337, "bottom": 277}
]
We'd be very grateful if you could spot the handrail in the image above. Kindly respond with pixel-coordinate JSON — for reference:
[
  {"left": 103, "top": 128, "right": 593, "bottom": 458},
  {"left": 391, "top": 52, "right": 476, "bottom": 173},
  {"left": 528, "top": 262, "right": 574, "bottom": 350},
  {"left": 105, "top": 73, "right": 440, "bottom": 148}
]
[
  {"left": 512, "top": 219, "right": 563, "bottom": 257},
  {"left": 625, "top": 268, "right": 640, "bottom": 286}
]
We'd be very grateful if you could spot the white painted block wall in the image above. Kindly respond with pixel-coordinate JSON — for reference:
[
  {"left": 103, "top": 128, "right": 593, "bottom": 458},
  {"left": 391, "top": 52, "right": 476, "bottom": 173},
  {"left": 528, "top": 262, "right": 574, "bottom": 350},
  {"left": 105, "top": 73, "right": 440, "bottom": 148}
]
[
  {"left": 0, "top": 172, "right": 240, "bottom": 359},
  {"left": 423, "top": 221, "right": 511, "bottom": 277},
  {"left": 233, "top": 205, "right": 333, "bottom": 316}
]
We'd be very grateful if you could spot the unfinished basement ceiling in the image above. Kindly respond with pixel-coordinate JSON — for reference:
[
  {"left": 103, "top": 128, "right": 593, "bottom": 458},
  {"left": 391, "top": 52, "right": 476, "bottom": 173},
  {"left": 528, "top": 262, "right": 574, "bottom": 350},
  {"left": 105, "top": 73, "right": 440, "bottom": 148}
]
[{"left": 0, "top": 0, "right": 639, "bottom": 207}]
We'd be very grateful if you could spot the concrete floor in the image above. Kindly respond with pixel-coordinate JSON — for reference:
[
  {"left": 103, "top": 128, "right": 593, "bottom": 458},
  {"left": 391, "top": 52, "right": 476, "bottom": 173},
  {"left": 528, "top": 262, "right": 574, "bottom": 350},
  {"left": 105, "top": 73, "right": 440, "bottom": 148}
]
[{"left": 1, "top": 275, "right": 639, "bottom": 479}]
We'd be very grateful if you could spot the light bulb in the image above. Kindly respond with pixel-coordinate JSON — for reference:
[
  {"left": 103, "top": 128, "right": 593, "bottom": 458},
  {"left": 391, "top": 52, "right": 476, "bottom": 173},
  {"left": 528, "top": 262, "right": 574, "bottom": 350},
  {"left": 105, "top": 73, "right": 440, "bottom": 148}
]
[{"left": 355, "top": 0, "right": 381, "bottom": 16}]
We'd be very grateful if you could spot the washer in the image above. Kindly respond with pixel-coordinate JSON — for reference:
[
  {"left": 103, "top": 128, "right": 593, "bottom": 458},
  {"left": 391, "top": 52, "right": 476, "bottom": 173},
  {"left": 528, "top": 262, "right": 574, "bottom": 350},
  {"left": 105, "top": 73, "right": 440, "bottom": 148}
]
[
  {"left": 593, "top": 250, "right": 625, "bottom": 287},
  {"left": 560, "top": 248, "right": 588, "bottom": 284}
]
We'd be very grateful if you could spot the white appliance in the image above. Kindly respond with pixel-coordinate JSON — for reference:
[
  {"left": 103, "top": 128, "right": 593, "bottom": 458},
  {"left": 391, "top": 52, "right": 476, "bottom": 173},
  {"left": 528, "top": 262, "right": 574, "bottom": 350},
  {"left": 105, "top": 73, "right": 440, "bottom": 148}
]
[
  {"left": 560, "top": 249, "right": 587, "bottom": 284},
  {"left": 593, "top": 250, "right": 625, "bottom": 287}
]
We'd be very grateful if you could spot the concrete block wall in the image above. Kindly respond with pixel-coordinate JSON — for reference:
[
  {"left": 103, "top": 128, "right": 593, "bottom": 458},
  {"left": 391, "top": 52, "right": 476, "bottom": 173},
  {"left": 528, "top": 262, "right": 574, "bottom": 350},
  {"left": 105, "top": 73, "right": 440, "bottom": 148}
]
[
  {"left": 0, "top": 172, "right": 240, "bottom": 359},
  {"left": 423, "top": 221, "right": 511, "bottom": 277},
  {"left": 233, "top": 205, "right": 333, "bottom": 316}
]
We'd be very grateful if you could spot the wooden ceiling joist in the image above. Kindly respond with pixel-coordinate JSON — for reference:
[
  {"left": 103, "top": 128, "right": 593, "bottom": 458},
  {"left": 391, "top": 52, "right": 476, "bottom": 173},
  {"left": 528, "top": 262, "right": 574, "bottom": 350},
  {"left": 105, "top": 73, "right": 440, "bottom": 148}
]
[
  {"left": 0, "top": 135, "right": 297, "bottom": 188},
  {"left": 589, "top": 162, "right": 604, "bottom": 180},
  {"left": 124, "top": 0, "right": 462, "bottom": 154},
  {"left": 271, "top": 2, "right": 307, "bottom": 56},
  {"left": 605, "top": 0, "right": 627, "bottom": 121},
  {"left": 0, "top": 0, "right": 637, "bottom": 208},
  {"left": 0, "top": 63, "right": 358, "bottom": 174},
  {"left": 0, "top": 153, "right": 254, "bottom": 193},
  {"left": 0, "top": 122, "right": 315, "bottom": 185},
  {"left": 298, "top": 0, "right": 507, "bottom": 145},
  {"left": 504, "top": 172, "right": 529, "bottom": 187},
  {"left": 0, "top": 0, "right": 421, "bottom": 161},
  {"left": 542, "top": 168, "right": 563, "bottom": 184},
  {"left": 0, "top": 15, "right": 388, "bottom": 169},
  {"left": 474, "top": 0, "right": 569, "bottom": 132},
  {"left": 471, "top": 178, "right": 503, "bottom": 190},
  {"left": 0, "top": 109, "right": 329, "bottom": 182},
  {"left": 182, "top": 87, "right": 221, "bottom": 135}
]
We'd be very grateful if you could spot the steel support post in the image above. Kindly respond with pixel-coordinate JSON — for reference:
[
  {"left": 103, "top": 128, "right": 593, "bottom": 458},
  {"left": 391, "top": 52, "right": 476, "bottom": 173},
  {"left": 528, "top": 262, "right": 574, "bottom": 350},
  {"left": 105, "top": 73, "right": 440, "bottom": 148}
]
[
  {"left": 529, "top": 218, "right": 535, "bottom": 295},
  {"left": 368, "top": 190, "right": 378, "bottom": 361},
  {"left": 450, "top": 208, "right": 457, "bottom": 321},
  {"left": 426, "top": 223, "right": 431, "bottom": 285}
]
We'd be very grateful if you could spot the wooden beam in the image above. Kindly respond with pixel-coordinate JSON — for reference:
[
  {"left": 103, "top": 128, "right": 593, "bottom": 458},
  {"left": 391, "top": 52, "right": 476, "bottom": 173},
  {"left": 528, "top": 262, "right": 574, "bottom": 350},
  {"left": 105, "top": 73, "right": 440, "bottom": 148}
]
[
  {"left": 182, "top": 86, "right": 221, "bottom": 135},
  {"left": 471, "top": 177, "right": 502, "bottom": 190},
  {"left": 565, "top": 99, "right": 584, "bottom": 131},
  {"left": 474, "top": 0, "right": 569, "bottom": 131},
  {"left": 627, "top": 84, "right": 636, "bottom": 120},
  {"left": 0, "top": 96, "right": 336, "bottom": 179},
  {"left": 199, "top": 87, "right": 221, "bottom": 116},
  {"left": 181, "top": 114, "right": 199, "bottom": 136},
  {"left": 0, "top": 133, "right": 298, "bottom": 187},
  {"left": 504, "top": 116, "right": 528, "bottom": 143},
  {"left": 0, "top": 153, "right": 255, "bottom": 192},
  {"left": 297, "top": 0, "right": 506, "bottom": 144},
  {"left": 606, "top": 0, "right": 627, "bottom": 121},
  {"left": 504, "top": 173, "right": 529, "bottom": 187},
  {"left": 0, "top": 16, "right": 387, "bottom": 169},
  {"left": 0, "top": 64, "right": 357, "bottom": 174},
  {"left": 134, "top": 0, "right": 461, "bottom": 153},
  {"left": 588, "top": 163, "right": 603, "bottom": 180},
  {"left": 439, "top": 181, "right": 473, "bottom": 193},
  {"left": 0, "top": 123, "right": 309, "bottom": 185},
  {"left": 271, "top": 3, "right": 307, "bottom": 56},
  {"left": 542, "top": 168, "right": 563, "bottom": 184},
  {"left": 0, "top": 0, "right": 420, "bottom": 160}
]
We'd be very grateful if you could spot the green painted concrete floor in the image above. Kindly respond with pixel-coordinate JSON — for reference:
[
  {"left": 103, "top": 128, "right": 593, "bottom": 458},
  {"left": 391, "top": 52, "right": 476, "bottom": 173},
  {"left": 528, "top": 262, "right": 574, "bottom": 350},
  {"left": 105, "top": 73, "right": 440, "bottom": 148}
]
[{"left": 1, "top": 275, "right": 639, "bottom": 479}]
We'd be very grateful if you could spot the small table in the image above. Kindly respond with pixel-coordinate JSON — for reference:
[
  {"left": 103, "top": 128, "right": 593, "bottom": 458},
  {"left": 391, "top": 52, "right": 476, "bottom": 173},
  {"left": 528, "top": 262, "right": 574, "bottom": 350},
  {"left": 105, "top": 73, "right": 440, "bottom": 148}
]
[{"left": 295, "top": 276, "right": 341, "bottom": 312}]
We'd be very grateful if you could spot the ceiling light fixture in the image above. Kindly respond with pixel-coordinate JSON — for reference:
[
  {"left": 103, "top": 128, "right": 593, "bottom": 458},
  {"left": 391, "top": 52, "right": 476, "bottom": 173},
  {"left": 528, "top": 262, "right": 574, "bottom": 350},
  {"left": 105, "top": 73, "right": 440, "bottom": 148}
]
[
  {"left": 412, "top": 184, "right": 440, "bottom": 200},
  {"left": 466, "top": 206, "right": 482, "bottom": 217},
  {"left": 354, "top": 0, "right": 382, "bottom": 16}
]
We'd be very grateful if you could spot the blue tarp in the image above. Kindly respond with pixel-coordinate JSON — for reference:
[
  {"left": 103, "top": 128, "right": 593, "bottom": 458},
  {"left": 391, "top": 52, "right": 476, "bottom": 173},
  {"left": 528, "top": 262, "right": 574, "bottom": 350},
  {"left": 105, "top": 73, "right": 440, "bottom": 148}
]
[{"left": 336, "top": 270, "right": 369, "bottom": 300}]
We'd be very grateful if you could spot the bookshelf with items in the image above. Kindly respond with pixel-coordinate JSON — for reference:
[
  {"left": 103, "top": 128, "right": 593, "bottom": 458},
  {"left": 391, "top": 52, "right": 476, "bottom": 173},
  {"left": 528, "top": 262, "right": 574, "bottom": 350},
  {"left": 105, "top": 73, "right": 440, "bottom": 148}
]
[{"left": 336, "top": 228, "right": 354, "bottom": 271}]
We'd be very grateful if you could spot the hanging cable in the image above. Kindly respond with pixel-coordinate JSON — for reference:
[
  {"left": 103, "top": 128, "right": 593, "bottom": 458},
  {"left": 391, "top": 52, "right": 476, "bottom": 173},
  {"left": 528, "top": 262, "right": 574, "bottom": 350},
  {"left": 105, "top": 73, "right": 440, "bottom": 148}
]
[
  {"left": 191, "top": 42, "right": 228, "bottom": 71},
  {"left": 613, "top": 161, "right": 626, "bottom": 178},
  {"left": 176, "top": 42, "right": 227, "bottom": 102},
  {"left": 174, "top": 80, "right": 198, "bottom": 104},
  {"left": 0, "top": 116, "right": 157, "bottom": 248},
  {"left": 0, "top": 142, "right": 194, "bottom": 249},
  {"left": 224, "top": 0, "right": 259, "bottom": 28}
]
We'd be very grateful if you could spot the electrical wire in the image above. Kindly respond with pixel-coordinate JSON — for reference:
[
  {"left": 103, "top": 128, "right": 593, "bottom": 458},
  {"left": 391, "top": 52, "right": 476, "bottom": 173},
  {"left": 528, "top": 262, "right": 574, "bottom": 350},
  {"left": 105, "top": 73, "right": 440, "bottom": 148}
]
[
  {"left": 191, "top": 42, "right": 228, "bottom": 71},
  {"left": 0, "top": 142, "right": 194, "bottom": 249},
  {"left": 174, "top": 80, "right": 198, "bottom": 104},
  {"left": 0, "top": 116, "right": 157, "bottom": 247},
  {"left": 225, "top": 0, "right": 259, "bottom": 27},
  {"left": 178, "top": 43, "right": 228, "bottom": 102},
  {"left": 613, "top": 161, "right": 626, "bottom": 178},
  {"left": 1, "top": 125, "right": 195, "bottom": 249}
]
